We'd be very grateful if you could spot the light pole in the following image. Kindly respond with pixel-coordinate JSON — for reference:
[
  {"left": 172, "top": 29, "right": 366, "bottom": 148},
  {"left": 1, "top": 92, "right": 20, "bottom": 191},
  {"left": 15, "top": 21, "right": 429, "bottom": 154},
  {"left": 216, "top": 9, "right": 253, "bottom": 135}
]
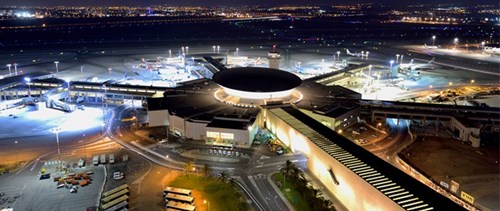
[
  {"left": 396, "top": 54, "right": 400, "bottom": 64},
  {"left": 54, "top": 61, "right": 59, "bottom": 74},
  {"left": 186, "top": 46, "right": 189, "bottom": 55},
  {"left": 14, "top": 63, "right": 18, "bottom": 76},
  {"left": 368, "top": 65, "right": 372, "bottom": 79},
  {"left": 52, "top": 127, "right": 62, "bottom": 162},
  {"left": 181, "top": 46, "right": 185, "bottom": 54},
  {"left": 6, "top": 64, "right": 12, "bottom": 76},
  {"left": 24, "top": 77, "right": 31, "bottom": 97},
  {"left": 400, "top": 55, "right": 404, "bottom": 64},
  {"left": 376, "top": 122, "right": 382, "bottom": 137},
  {"left": 102, "top": 85, "right": 107, "bottom": 124},
  {"left": 168, "top": 49, "right": 172, "bottom": 58},
  {"left": 204, "top": 200, "right": 210, "bottom": 211},
  {"left": 365, "top": 51, "right": 369, "bottom": 60},
  {"left": 217, "top": 45, "right": 220, "bottom": 53},
  {"left": 390, "top": 60, "right": 394, "bottom": 70},
  {"left": 432, "top": 35, "right": 436, "bottom": 46},
  {"left": 80, "top": 66, "right": 84, "bottom": 80},
  {"left": 454, "top": 38, "right": 459, "bottom": 49},
  {"left": 14, "top": 140, "right": 18, "bottom": 164},
  {"left": 336, "top": 51, "right": 340, "bottom": 61},
  {"left": 236, "top": 48, "right": 239, "bottom": 57},
  {"left": 481, "top": 41, "right": 485, "bottom": 51}
]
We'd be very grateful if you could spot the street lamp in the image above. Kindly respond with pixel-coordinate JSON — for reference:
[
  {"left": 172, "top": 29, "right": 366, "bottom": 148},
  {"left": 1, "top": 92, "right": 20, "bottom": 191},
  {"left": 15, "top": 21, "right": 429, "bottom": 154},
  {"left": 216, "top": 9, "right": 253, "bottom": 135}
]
[
  {"left": 432, "top": 35, "right": 436, "bottom": 46},
  {"left": 365, "top": 51, "right": 369, "bottom": 60},
  {"left": 396, "top": 54, "right": 400, "bottom": 64},
  {"left": 54, "top": 61, "right": 59, "bottom": 73},
  {"left": 377, "top": 122, "right": 382, "bottom": 137},
  {"left": 186, "top": 46, "right": 189, "bottom": 55},
  {"left": 212, "top": 46, "right": 216, "bottom": 53},
  {"left": 14, "top": 63, "right": 18, "bottom": 76},
  {"left": 236, "top": 48, "right": 239, "bottom": 57},
  {"left": 168, "top": 49, "right": 172, "bottom": 58},
  {"left": 368, "top": 65, "right": 372, "bottom": 79},
  {"left": 400, "top": 55, "right": 404, "bottom": 64},
  {"left": 204, "top": 200, "right": 210, "bottom": 211},
  {"left": 217, "top": 45, "right": 220, "bottom": 53},
  {"left": 336, "top": 51, "right": 340, "bottom": 61},
  {"left": 51, "top": 127, "right": 62, "bottom": 162},
  {"left": 470, "top": 79, "right": 475, "bottom": 84},
  {"left": 453, "top": 38, "right": 459, "bottom": 49},
  {"left": 80, "top": 66, "right": 84, "bottom": 80},
  {"left": 24, "top": 77, "right": 31, "bottom": 97},
  {"left": 6, "top": 64, "right": 12, "bottom": 76},
  {"left": 101, "top": 121, "right": 105, "bottom": 134},
  {"left": 14, "top": 140, "right": 18, "bottom": 164},
  {"left": 389, "top": 60, "right": 395, "bottom": 70}
]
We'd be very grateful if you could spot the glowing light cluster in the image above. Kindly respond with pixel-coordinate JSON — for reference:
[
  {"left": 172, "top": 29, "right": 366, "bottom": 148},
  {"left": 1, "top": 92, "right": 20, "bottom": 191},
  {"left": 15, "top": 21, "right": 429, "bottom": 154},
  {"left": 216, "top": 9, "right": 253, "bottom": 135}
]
[{"left": 221, "top": 85, "right": 294, "bottom": 100}]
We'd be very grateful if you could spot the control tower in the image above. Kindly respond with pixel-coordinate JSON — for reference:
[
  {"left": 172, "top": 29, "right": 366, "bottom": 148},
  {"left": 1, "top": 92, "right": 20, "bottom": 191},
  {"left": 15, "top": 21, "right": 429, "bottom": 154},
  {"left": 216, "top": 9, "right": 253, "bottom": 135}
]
[{"left": 268, "top": 45, "right": 281, "bottom": 69}]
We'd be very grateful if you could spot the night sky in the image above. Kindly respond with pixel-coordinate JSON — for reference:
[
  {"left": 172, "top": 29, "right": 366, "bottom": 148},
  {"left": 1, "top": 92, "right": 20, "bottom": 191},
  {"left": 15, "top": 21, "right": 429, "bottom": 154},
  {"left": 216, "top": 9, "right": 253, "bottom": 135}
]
[{"left": 1, "top": 0, "right": 498, "bottom": 7}]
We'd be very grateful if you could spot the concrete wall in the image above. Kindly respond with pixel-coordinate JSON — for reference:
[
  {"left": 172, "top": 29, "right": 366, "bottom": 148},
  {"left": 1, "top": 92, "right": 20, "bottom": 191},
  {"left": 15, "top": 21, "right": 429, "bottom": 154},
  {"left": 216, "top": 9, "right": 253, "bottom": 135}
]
[
  {"left": 185, "top": 120, "right": 208, "bottom": 140},
  {"left": 450, "top": 117, "right": 481, "bottom": 147},
  {"left": 148, "top": 110, "right": 170, "bottom": 127},
  {"left": 169, "top": 115, "right": 186, "bottom": 136},
  {"left": 299, "top": 109, "right": 336, "bottom": 130},
  {"left": 265, "top": 108, "right": 403, "bottom": 211}
]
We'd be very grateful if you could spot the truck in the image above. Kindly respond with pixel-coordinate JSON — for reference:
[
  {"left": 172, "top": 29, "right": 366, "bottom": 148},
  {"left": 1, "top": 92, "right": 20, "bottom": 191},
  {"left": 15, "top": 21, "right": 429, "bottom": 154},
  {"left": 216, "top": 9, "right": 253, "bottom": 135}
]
[
  {"left": 92, "top": 156, "right": 99, "bottom": 166},
  {"left": 77, "top": 158, "right": 85, "bottom": 167},
  {"left": 109, "top": 154, "right": 115, "bottom": 164},
  {"left": 100, "top": 154, "right": 106, "bottom": 164}
]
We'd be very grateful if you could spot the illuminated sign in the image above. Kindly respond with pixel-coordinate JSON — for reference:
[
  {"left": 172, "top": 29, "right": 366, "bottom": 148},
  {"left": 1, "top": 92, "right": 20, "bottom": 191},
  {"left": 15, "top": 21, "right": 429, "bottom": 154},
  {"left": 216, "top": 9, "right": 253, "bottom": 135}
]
[{"left": 460, "top": 191, "right": 474, "bottom": 204}]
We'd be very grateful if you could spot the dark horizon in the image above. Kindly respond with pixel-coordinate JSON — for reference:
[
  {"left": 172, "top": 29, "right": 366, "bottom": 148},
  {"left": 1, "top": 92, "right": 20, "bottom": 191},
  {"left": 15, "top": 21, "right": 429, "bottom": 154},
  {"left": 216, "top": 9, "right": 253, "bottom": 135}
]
[{"left": 1, "top": 0, "right": 498, "bottom": 7}]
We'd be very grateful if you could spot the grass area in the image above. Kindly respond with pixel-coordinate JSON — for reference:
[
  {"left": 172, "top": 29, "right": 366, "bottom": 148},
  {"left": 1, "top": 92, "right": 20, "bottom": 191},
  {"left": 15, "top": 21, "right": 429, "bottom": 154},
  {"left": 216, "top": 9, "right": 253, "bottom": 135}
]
[
  {"left": 168, "top": 174, "right": 248, "bottom": 211},
  {"left": 272, "top": 173, "right": 312, "bottom": 211}
]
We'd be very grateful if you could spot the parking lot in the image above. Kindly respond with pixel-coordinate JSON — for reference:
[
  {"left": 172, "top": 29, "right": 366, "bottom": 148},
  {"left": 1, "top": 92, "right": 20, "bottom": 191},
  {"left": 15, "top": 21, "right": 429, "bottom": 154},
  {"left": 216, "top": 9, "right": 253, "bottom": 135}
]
[{"left": 6, "top": 166, "right": 104, "bottom": 211}]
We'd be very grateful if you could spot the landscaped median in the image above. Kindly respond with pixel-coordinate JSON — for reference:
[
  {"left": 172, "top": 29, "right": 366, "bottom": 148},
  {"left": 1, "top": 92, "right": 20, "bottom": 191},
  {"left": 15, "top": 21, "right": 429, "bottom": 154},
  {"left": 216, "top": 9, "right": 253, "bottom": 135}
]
[
  {"left": 271, "top": 172, "right": 313, "bottom": 211},
  {"left": 168, "top": 173, "right": 250, "bottom": 211},
  {"left": 272, "top": 160, "right": 336, "bottom": 211}
]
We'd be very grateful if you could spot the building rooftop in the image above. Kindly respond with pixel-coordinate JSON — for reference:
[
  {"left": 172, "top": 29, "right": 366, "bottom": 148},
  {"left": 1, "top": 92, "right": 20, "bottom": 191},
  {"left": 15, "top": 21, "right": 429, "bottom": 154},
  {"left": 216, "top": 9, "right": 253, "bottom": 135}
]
[{"left": 213, "top": 67, "right": 302, "bottom": 93}]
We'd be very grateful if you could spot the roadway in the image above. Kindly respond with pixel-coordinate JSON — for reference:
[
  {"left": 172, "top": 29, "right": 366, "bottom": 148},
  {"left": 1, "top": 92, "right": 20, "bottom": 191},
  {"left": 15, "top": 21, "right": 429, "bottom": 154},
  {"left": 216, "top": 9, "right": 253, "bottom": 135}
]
[{"left": 105, "top": 104, "right": 315, "bottom": 211}]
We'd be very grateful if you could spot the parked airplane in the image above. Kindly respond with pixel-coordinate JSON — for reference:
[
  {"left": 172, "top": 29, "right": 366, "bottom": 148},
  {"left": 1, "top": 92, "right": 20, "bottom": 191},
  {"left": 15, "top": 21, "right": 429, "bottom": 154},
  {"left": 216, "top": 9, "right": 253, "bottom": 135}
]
[
  {"left": 423, "top": 43, "right": 439, "bottom": 49},
  {"left": 399, "top": 58, "right": 435, "bottom": 70},
  {"left": 346, "top": 49, "right": 362, "bottom": 57}
]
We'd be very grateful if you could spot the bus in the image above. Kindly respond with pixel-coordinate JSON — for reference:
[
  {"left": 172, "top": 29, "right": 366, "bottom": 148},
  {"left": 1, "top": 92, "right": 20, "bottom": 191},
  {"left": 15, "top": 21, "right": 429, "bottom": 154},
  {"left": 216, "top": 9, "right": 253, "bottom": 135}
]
[
  {"left": 166, "top": 201, "right": 195, "bottom": 211},
  {"left": 165, "top": 193, "right": 194, "bottom": 205},
  {"left": 102, "top": 184, "right": 129, "bottom": 198},
  {"left": 100, "top": 195, "right": 128, "bottom": 210},
  {"left": 101, "top": 189, "right": 129, "bottom": 203},
  {"left": 163, "top": 187, "right": 192, "bottom": 196}
]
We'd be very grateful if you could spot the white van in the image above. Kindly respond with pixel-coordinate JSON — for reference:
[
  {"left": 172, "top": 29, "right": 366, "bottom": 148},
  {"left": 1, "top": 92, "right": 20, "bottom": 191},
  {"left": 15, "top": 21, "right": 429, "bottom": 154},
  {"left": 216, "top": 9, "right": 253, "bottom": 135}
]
[
  {"left": 100, "top": 154, "right": 106, "bottom": 164},
  {"left": 92, "top": 156, "right": 99, "bottom": 166},
  {"left": 109, "top": 154, "right": 115, "bottom": 164}
]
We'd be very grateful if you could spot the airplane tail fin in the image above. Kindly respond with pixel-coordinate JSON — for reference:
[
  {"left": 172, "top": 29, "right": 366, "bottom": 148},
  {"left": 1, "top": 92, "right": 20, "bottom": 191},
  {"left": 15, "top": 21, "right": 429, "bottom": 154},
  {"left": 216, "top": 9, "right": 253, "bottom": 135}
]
[{"left": 346, "top": 49, "right": 351, "bottom": 54}]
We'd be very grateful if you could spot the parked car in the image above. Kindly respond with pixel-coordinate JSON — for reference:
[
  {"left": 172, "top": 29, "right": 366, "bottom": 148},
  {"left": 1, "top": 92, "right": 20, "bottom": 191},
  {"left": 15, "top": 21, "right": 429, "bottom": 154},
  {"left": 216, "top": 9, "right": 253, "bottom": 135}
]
[
  {"left": 39, "top": 173, "right": 51, "bottom": 180},
  {"left": 70, "top": 186, "right": 78, "bottom": 193}
]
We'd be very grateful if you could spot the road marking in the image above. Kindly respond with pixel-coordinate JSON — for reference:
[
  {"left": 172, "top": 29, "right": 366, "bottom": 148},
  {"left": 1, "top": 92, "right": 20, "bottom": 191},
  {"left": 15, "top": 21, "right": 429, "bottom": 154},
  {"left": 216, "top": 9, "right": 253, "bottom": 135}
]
[{"left": 30, "top": 158, "right": 40, "bottom": 171}]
